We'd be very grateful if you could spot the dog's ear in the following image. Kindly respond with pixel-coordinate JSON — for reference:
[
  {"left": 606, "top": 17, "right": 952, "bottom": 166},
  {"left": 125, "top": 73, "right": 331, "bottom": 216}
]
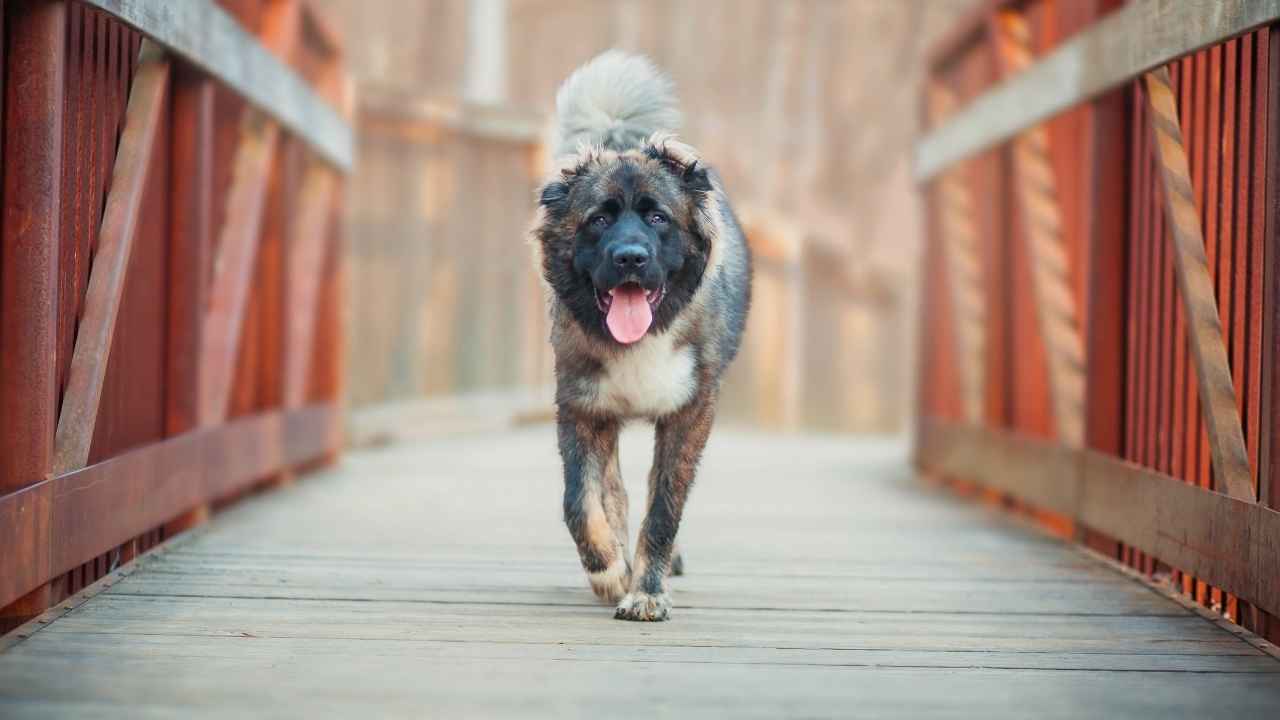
[
  {"left": 643, "top": 135, "right": 712, "bottom": 198},
  {"left": 678, "top": 160, "right": 713, "bottom": 197},
  {"left": 643, "top": 136, "right": 719, "bottom": 256},
  {"left": 539, "top": 180, "right": 571, "bottom": 211},
  {"left": 538, "top": 160, "right": 593, "bottom": 219}
]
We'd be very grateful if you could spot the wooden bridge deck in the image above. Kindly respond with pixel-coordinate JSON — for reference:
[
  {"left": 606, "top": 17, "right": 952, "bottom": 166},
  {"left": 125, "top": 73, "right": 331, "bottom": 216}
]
[{"left": 2, "top": 425, "right": 1279, "bottom": 717}]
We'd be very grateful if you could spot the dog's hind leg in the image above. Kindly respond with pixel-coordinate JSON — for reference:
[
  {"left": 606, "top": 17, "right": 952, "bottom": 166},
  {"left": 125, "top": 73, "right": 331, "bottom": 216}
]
[
  {"left": 668, "top": 544, "right": 684, "bottom": 577},
  {"left": 615, "top": 394, "right": 715, "bottom": 621},
  {"left": 558, "top": 412, "right": 630, "bottom": 602}
]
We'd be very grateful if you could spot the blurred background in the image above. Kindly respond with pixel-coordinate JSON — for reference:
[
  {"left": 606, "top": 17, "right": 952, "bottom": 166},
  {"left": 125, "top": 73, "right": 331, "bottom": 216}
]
[{"left": 317, "top": 0, "right": 975, "bottom": 434}]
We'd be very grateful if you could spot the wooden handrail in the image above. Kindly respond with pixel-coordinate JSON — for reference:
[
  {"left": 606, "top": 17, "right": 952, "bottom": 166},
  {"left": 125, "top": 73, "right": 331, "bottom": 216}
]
[
  {"left": 915, "top": 0, "right": 1280, "bottom": 181},
  {"left": 83, "top": 0, "right": 354, "bottom": 169},
  {"left": 917, "top": 418, "right": 1280, "bottom": 620}
]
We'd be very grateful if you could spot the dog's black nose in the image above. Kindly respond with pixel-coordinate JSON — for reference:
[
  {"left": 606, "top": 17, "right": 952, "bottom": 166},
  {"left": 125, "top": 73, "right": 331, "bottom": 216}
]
[{"left": 611, "top": 244, "right": 649, "bottom": 270}]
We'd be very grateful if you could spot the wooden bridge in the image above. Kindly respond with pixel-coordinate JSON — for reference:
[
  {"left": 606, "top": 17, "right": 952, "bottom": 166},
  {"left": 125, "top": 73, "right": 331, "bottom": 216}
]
[{"left": 2, "top": 0, "right": 1280, "bottom": 716}]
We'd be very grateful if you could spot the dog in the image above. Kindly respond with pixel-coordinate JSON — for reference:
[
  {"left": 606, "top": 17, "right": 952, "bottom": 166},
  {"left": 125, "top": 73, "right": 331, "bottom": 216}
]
[{"left": 531, "top": 51, "right": 752, "bottom": 621}]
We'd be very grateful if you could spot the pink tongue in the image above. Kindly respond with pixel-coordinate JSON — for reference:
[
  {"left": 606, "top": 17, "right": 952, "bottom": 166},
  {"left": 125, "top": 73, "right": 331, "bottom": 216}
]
[{"left": 605, "top": 286, "right": 653, "bottom": 344}]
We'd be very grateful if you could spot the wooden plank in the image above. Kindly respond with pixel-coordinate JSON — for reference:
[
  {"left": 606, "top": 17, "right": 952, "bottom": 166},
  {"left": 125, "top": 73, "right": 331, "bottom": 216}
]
[
  {"left": 47, "top": 405, "right": 334, "bottom": 583},
  {"left": 3, "top": 427, "right": 1280, "bottom": 717},
  {"left": 312, "top": 189, "right": 345, "bottom": 429},
  {"left": 199, "top": 114, "right": 278, "bottom": 426},
  {"left": 80, "top": 0, "right": 352, "bottom": 168},
  {"left": 1143, "top": 67, "right": 1254, "bottom": 502},
  {"left": 163, "top": 64, "right": 213, "bottom": 541},
  {"left": 253, "top": 137, "right": 301, "bottom": 417},
  {"left": 108, "top": 570, "right": 1182, "bottom": 617},
  {"left": 1243, "top": 32, "right": 1267, "bottom": 510},
  {"left": 927, "top": 84, "right": 986, "bottom": 424},
  {"left": 198, "top": 0, "right": 307, "bottom": 426},
  {"left": 916, "top": 0, "right": 1280, "bottom": 181},
  {"left": 283, "top": 164, "right": 335, "bottom": 407},
  {"left": 1261, "top": 27, "right": 1280, "bottom": 513},
  {"left": 1082, "top": 83, "right": 1128, "bottom": 454},
  {"left": 166, "top": 67, "right": 214, "bottom": 437},
  {"left": 992, "top": 10, "right": 1086, "bottom": 447},
  {"left": 0, "top": 0, "right": 64, "bottom": 495},
  {"left": 3, "top": 636, "right": 1280, "bottom": 718},
  {"left": 15, "top": 591, "right": 1274, "bottom": 653},
  {"left": 18, "top": 631, "right": 1280, "bottom": 675},
  {"left": 1081, "top": 451, "right": 1253, "bottom": 598},
  {"left": 0, "top": 405, "right": 335, "bottom": 608},
  {"left": 917, "top": 420, "right": 1081, "bottom": 516},
  {"left": 0, "top": 483, "right": 53, "bottom": 616},
  {"left": 917, "top": 417, "right": 1280, "bottom": 618},
  {"left": 51, "top": 43, "right": 169, "bottom": 476},
  {"left": 0, "top": 0, "right": 66, "bottom": 623}
]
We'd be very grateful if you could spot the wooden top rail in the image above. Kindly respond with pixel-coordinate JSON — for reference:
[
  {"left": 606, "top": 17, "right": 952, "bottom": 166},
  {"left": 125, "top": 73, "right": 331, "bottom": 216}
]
[
  {"left": 359, "top": 90, "right": 546, "bottom": 145},
  {"left": 915, "top": 0, "right": 1280, "bottom": 181},
  {"left": 84, "top": 0, "right": 354, "bottom": 170}
]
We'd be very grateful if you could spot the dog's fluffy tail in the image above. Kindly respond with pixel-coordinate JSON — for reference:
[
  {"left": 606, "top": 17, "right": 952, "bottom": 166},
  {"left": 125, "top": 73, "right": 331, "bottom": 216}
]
[{"left": 552, "top": 50, "right": 681, "bottom": 158}]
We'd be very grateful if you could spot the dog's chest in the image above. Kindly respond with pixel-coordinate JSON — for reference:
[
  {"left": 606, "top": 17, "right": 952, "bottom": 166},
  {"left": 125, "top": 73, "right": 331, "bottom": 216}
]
[{"left": 589, "top": 336, "right": 696, "bottom": 417}]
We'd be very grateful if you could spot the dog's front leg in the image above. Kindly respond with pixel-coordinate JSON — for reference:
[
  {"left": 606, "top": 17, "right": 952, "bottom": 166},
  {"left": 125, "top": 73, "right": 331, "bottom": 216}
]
[
  {"left": 615, "top": 393, "right": 716, "bottom": 621},
  {"left": 558, "top": 411, "right": 630, "bottom": 602}
]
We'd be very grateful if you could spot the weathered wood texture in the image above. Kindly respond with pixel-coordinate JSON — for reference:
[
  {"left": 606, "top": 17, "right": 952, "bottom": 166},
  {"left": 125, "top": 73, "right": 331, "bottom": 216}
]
[
  {"left": 81, "top": 0, "right": 352, "bottom": 167},
  {"left": 52, "top": 42, "right": 169, "bottom": 476},
  {"left": 917, "top": 0, "right": 1280, "bottom": 179},
  {"left": 0, "top": 0, "right": 349, "bottom": 629},
  {"left": 2, "top": 428, "right": 1277, "bottom": 717},
  {"left": 1142, "top": 66, "right": 1253, "bottom": 502},
  {"left": 918, "top": 2, "right": 1280, "bottom": 641},
  {"left": 0, "top": 0, "right": 66, "bottom": 623}
]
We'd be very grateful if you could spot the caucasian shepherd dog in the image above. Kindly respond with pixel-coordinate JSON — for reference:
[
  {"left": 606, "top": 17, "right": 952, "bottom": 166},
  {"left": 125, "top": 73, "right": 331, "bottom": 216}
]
[{"left": 532, "top": 51, "right": 752, "bottom": 621}]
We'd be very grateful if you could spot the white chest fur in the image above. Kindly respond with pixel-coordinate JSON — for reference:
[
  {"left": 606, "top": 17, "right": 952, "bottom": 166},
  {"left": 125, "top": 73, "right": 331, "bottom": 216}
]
[{"left": 587, "top": 334, "right": 696, "bottom": 418}]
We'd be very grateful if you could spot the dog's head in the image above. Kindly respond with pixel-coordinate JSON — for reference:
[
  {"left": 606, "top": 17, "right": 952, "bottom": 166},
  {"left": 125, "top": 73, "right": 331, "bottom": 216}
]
[{"left": 535, "top": 138, "right": 716, "bottom": 346}]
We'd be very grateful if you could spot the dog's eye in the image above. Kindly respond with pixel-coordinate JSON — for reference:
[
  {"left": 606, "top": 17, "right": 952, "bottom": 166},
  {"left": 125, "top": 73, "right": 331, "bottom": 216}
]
[
  {"left": 648, "top": 212, "right": 668, "bottom": 226},
  {"left": 590, "top": 215, "right": 610, "bottom": 228}
]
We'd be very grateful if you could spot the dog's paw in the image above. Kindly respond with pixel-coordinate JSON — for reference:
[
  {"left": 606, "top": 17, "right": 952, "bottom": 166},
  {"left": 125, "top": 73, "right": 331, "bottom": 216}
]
[
  {"left": 588, "top": 558, "right": 630, "bottom": 603},
  {"left": 614, "top": 591, "right": 672, "bottom": 621}
]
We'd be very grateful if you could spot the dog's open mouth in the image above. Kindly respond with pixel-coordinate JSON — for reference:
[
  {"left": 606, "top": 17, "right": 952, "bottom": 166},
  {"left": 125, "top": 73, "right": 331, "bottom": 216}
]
[{"left": 596, "top": 282, "right": 665, "bottom": 344}]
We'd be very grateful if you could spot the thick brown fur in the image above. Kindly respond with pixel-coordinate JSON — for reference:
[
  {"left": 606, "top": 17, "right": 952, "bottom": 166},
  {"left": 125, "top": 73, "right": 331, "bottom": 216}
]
[{"left": 534, "top": 137, "right": 751, "bottom": 621}]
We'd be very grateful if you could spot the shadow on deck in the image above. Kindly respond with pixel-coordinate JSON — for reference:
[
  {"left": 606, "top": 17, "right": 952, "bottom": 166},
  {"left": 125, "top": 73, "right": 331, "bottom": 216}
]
[{"left": 2, "top": 426, "right": 1279, "bottom": 718}]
